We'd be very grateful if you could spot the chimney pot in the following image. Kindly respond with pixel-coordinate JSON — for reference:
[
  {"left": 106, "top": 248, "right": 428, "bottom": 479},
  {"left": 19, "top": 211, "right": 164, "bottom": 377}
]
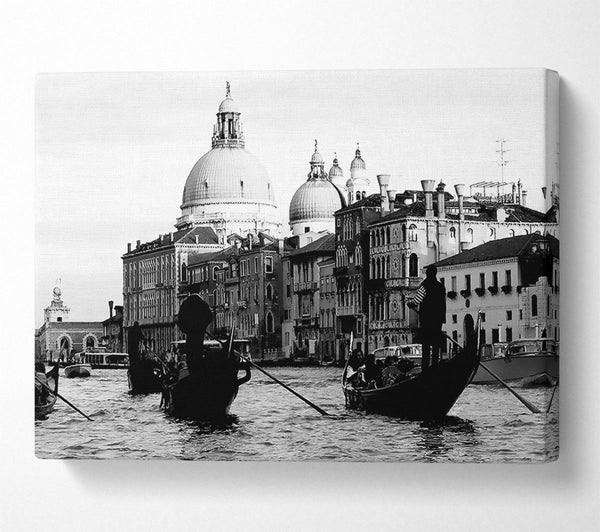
[
  {"left": 386, "top": 189, "right": 397, "bottom": 213},
  {"left": 454, "top": 184, "right": 466, "bottom": 221},
  {"left": 108, "top": 300, "right": 114, "bottom": 318},
  {"left": 421, "top": 179, "right": 436, "bottom": 217},
  {"left": 377, "top": 174, "right": 391, "bottom": 215},
  {"left": 136, "top": 240, "right": 141, "bottom": 248},
  {"left": 127, "top": 242, "right": 131, "bottom": 253},
  {"left": 436, "top": 181, "right": 446, "bottom": 219}
]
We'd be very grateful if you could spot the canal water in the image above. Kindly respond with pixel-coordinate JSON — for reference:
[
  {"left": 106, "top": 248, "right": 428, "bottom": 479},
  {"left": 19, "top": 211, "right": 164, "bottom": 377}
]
[{"left": 35, "top": 367, "right": 558, "bottom": 462}]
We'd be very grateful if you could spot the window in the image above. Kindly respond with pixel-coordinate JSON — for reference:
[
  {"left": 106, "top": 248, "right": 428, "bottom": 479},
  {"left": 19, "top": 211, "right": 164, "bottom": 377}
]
[
  {"left": 491, "top": 328, "right": 499, "bottom": 343},
  {"left": 266, "top": 312, "right": 274, "bottom": 333},
  {"left": 409, "top": 224, "right": 418, "bottom": 242},
  {"left": 531, "top": 295, "right": 538, "bottom": 317},
  {"left": 181, "top": 262, "right": 187, "bottom": 282},
  {"left": 505, "top": 327, "right": 513, "bottom": 342},
  {"left": 520, "top": 309, "right": 523, "bottom": 320},
  {"left": 266, "top": 284, "right": 273, "bottom": 300},
  {"left": 466, "top": 228, "right": 474, "bottom": 243},
  {"left": 284, "top": 310, "right": 290, "bottom": 320},
  {"left": 465, "top": 274, "right": 471, "bottom": 292},
  {"left": 452, "top": 314, "right": 457, "bottom": 324},
  {"left": 506, "top": 310, "right": 512, "bottom": 321},
  {"left": 265, "top": 256, "right": 273, "bottom": 273},
  {"left": 480, "top": 328, "right": 486, "bottom": 344},
  {"left": 285, "top": 331, "right": 290, "bottom": 345},
  {"left": 409, "top": 253, "right": 418, "bottom": 277},
  {"left": 547, "top": 295, "right": 551, "bottom": 316},
  {"left": 481, "top": 312, "right": 486, "bottom": 322},
  {"left": 492, "top": 271, "right": 498, "bottom": 288},
  {"left": 286, "top": 284, "right": 291, "bottom": 297},
  {"left": 452, "top": 330, "right": 458, "bottom": 342},
  {"left": 451, "top": 276, "right": 457, "bottom": 291},
  {"left": 356, "top": 319, "right": 362, "bottom": 334},
  {"left": 57, "top": 317, "right": 62, "bottom": 322},
  {"left": 449, "top": 227, "right": 456, "bottom": 239},
  {"left": 212, "top": 266, "right": 218, "bottom": 281},
  {"left": 254, "top": 257, "right": 259, "bottom": 273},
  {"left": 505, "top": 270, "right": 512, "bottom": 286},
  {"left": 479, "top": 273, "right": 485, "bottom": 289}
]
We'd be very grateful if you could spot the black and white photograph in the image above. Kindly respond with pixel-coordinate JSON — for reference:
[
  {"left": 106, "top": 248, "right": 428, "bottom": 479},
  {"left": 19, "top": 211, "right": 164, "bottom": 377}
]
[{"left": 35, "top": 69, "right": 559, "bottom": 461}]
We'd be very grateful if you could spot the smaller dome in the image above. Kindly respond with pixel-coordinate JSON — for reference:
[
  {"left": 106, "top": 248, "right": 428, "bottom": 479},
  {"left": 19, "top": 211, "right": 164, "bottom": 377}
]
[
  {"left": 310, "top": 139, "right": 324, "bottom": 164},
  {"left": 350, "top": 144, "right": 366, "bottom": 170},
  {"left": 329, "top": 154, "right": 343, "bottom": 178},
  {"left": 289, "top": 179, "right": 346, "bottom": 222},
  {"left": 218, "top": 97, "right": 240, "bottom": 114}
]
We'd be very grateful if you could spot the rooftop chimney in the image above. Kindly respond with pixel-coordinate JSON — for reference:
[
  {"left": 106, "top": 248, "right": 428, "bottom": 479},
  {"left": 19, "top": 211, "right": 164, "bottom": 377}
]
[
  {"left": 136, "top": 239, "right": 141, "bottom": 248},
  {"left": 108, "top": 300, "right": 114, "bottom": 318},
  {"left": 454, "top": 184, "right": 466, "bottom": 220},
  {"left": 127, "top": 242, "right": 131, "bottom": 253},
  {"left": 521, "top": 189, "right": 528, "bottom": 207},
  {"left": 436, "top": 181, "right": 446, "bottom": 219},
  {"left": 386, "top": 189, "right": 397, "bottom": 214},
  {"left": 421, "top": 179, "right": 436, "bottom": 218},
  {"left": 377, "top": 175, "right": 391, "bottom": 215}
]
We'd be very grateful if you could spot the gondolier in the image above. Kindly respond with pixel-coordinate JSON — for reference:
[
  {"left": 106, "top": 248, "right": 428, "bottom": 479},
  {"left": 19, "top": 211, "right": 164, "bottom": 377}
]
[
  {"left": 177, "top": 288, "right": 213, "bottom": 376},
  {"left": 408, "top": 264, "right": 446, "bottom": 370}
]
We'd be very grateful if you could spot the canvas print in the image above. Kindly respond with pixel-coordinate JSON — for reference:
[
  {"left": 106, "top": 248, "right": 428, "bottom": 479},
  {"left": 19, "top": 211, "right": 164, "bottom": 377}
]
[{"left": 35, "top": 69, "right": 559, "bottom": 461}]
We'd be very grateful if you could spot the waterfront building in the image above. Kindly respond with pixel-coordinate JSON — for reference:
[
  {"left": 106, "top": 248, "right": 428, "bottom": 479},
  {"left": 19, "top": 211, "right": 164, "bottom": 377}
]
[
  {"left": 101, "top": 301, "right": 123, "bottom": 353},
  {"left": 289, "top": 141, "right": 346, "bottom": 236},
  {"left": 35, "top": 285, "right": 103, "bottom": 362},
  {"left": 333, "top": 192, "right": 383, "bottom": 358},
  {"left": 288, "top": 233, "right": 335, "bottom": 359},
  {"left": 434, "top": 233, "right": 559, "bottom": 345},
  {"left": 362, "top": 178, "right": 559, "bottom": 350},
  {"left": 121, "top": 226, "right": 222, "bottom": 354},
  {"left": 175, "top": 83, "right": 281, "bottom": 240},
  {"left": 318, "top": 258, "right": 337, "bottom": 362}
]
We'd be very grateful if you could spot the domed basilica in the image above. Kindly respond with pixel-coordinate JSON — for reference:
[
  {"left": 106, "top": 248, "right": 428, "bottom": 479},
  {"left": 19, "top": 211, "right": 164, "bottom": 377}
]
[
  {"left": 176, "top": 83, "right": 281, "bottom": 242},
  {"left": 289, "top": 141, "right": 347, "bottom": 235}
]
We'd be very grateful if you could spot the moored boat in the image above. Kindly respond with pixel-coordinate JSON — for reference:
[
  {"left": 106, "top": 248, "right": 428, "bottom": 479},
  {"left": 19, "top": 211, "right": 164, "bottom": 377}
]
[
  {"left": 343, "top": 334, "right": 480, "bottom": 421},
  {"left": 470, "top": 338, "right": 558, "bottom": 386},
  {"left": 162, "top": 339, "right": 250, "bottom": 421},
  {"left": 35, "top": 364, "right": 59, "bottom": 420},
  {"left": 64, "top": 363, "right": 92, "bottom": 378}
]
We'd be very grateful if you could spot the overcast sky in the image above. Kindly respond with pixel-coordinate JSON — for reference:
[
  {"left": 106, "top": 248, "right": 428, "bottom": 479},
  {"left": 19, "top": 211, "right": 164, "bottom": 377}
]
[{"left": 35, "top": 69, "right": 557, "bottom": 325}]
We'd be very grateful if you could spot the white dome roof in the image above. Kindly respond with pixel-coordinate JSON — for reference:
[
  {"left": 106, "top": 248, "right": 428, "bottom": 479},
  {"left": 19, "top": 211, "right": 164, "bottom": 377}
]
[
  {"left": 289, "top": 178, "right": 345, "bottom": 222},
  {"left": 182, "top": 147, "right": 275, "bottom": 207},
  {"left": 218, "top": 97, "right": 240, "bottom": 114}
]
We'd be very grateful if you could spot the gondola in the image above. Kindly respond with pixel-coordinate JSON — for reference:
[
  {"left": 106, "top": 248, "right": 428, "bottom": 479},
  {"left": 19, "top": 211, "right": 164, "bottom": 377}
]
[
  {"left": 35, "top": 364, "right": 59, "bottom": 420},
  {"left": 342, "top": 332, "right": 480, "bottom": 421},
  {"left": 127, "top": 356, "right": 164, "bottom": 395},
  {"left": 64, "top": 363, "right": 92, "bottom": 378},
  {"left": 161, "top": 339, "right": 250, "bottom": 421}
]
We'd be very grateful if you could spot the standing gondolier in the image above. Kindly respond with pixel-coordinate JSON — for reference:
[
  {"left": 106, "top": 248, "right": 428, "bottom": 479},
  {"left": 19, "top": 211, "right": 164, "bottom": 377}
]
[
  {"left": 177, "top": 288, "right": 213, "bottom": 376},
  {"left": 408, "top": 264, "right": 446, "bottom": 370},
  {"left": 128, "top": 321, "right": 145, "bottom": 363}
]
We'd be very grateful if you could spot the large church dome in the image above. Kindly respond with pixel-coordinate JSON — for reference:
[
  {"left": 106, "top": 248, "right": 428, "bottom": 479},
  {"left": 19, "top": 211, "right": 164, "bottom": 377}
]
[
  {"left": 182, "top": 148, "right": 274, "bottom": 207},
  {"left": 288, "top": 141, "right": 346, "bottom": 236},
  {"left": 176, "top": 83, "right": 281, "bottom": 240}
]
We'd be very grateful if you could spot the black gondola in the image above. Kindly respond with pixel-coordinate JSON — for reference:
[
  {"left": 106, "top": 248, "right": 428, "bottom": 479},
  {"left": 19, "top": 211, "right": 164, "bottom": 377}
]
[
  {"left": 342, "top": 333, "right": 480, "bottom": 421},
  {"left": 127, "top": 357, "right": 164, "bottom": 395},
  {"left": 161, "top": 339, "right": 250, "bottom": 421},
  {"left": 35, "top": 363, "right": 59, "bottom": 420}
]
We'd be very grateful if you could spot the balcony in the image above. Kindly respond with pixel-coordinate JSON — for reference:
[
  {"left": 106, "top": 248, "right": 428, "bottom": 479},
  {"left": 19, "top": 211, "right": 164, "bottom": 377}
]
[
  {"left": 370, "top": 242, "right": 411, "bottom": 255},
  {"left": 501, "top": 284, "right": 513, "bottom": 294},
  {"left": 460, "top": 289, "right": 472, "bottom": 298},
  {"left": 293, "top": 281, "right": 319, "bottom": 293},
  {"left": 337, "top": 305, "right": 361, "bottom": 316},
  {"left": 474, "top": 287, "right": 486, "bottom": 297},
  {"left": 369, "top": 319, "right": 402, "bottom": 331},
  {"left": 384, "top": 277, "right": 422, "bottom": 290},
  {"left": 294, "top": 316, "right": 320, "bottom": 329}
]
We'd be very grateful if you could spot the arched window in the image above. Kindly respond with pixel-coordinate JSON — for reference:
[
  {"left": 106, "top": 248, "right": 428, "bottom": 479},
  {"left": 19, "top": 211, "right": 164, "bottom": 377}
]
[
  {"left": 265, "top": 311, "right": 274, "bottom": 334},
  {"left": 490, "top": 227, "right": 496, "bottom": 239},
  {"left": 402, "top": 224, "right": 407, "bottom": 242},
  {"left": 409, "top": 224, "right": 418, "bottom": 242},
  {"left": 449, "top": 227, "right": 456, "bottom": 239},
  {"left": 386, "top": 256, "right": 390, "bottom": 278},
  {"left": 467, "top": 228, "right": 474, "bottom": 243},
  {"left": 509, "top": 228, "right": 515, "bottom": 237},
  {"left": 370, "top": 258, "right": 375, "bottom": 278},
  {"left": 531, "top": 295, "right": 538, "bottom": 317},
  {"left": 181, "top": 262, "right": 187, "bottom": 282},
  {"left": 266, "top": 284, "right": 273, "bottom": 300},
  {"left": 386, "top": 227, "right": 391, "bottom": 244},
  {"left": 409, "top": 253, "right": 418, "bottom": 277}
]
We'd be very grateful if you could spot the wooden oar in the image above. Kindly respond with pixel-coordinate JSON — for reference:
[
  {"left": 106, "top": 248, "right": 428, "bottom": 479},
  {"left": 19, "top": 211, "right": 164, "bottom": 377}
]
[
  {"left": 546, "top": 379, "right": 559, "bottom": 414},
  {"left": 241, "top": 357, "right": 329, "bottom": 416},
  {"left": 443, "top": 333, "right": 541, "bottom": 414},
  {"left": 35, "top": 376, "right": 93, "bottom": 421}
]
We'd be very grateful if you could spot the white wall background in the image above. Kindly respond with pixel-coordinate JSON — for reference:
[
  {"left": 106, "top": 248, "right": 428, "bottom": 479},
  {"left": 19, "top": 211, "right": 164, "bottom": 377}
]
[{"left": 1, "top": 1, "right": 598, "bottom": 530}]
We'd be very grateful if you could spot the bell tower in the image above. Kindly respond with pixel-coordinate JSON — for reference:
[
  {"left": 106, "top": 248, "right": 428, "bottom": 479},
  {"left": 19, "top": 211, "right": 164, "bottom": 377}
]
[{"left": 44, "top": 281, "right": 70, "bottom": 323}]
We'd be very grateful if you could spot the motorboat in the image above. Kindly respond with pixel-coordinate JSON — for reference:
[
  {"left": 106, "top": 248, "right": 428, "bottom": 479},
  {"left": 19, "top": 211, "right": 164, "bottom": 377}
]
[
  {"left": 64, "top": 363, "right": 92, "bottom": 378},
  {"left": 471, "top": 338, "right": 558, "bottom": 385}
]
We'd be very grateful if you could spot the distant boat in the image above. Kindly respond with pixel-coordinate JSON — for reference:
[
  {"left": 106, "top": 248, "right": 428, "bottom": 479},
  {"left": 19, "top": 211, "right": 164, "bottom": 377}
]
[
  {"left": 64, "top": 363, "right": 92, "bottom": 378},
  {"left": 35, "top": 364, "right": 59, "bottom": 420},
  {"left": 471, "top": 338, "right": 558, "bottom": 385},
  {"left": 78, "top": 348, "right": 129, "bottom": 369},
  {"left": 342, "top": 336, "right": 480, "bottom": 421}
]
